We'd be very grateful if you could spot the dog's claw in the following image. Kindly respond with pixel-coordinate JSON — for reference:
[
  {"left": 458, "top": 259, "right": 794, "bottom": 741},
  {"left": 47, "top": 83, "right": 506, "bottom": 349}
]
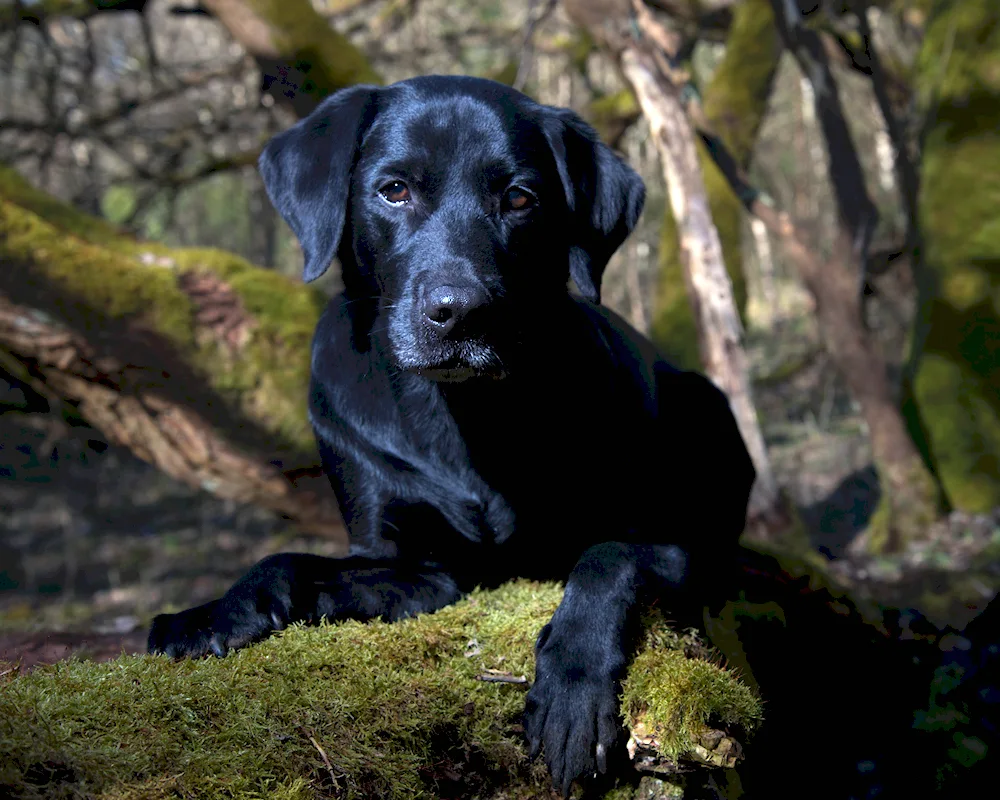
[{"left": 210, "top": 634, "right": 229, "bottom": 658}]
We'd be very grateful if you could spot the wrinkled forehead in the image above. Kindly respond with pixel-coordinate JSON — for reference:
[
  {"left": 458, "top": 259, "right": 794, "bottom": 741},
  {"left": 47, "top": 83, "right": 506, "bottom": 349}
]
[{"left": 358, "top": 88, "right": 551, "bottom": 179}]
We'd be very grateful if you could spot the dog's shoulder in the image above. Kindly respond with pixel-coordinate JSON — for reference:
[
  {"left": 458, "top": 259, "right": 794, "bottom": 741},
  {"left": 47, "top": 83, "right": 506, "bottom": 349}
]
[
  {"left": 570, "top": 297, "right": 667, "bottom": 395},
  {"left": 569, "top": 298, "right": 744, "bottom": 429}
]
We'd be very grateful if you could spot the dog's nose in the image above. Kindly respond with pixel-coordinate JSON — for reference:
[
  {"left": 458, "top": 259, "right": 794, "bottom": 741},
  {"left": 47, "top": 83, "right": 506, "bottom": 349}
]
[{"left": 421, "top": 284, "right": 488, "bottom": 334}]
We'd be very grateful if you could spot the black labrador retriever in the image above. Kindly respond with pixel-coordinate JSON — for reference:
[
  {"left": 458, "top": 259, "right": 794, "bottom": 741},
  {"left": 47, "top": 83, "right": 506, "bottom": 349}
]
[{"left": 148, "top": 75, "right": 755, "bottom": 796}]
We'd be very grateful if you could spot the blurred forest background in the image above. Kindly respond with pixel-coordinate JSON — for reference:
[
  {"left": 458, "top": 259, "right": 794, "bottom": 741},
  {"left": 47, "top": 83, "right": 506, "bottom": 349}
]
[{"left": 0, "top": 0, "right": 997, "bottom": 667}]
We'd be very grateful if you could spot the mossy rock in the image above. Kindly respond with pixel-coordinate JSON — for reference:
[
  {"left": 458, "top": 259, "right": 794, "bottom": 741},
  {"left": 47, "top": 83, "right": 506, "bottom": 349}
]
[
  {"left": 0, "top": 165, "right": 327, "bottom": 463},
  {"left": 0, "top": 581, "right": 762, "bottom": 800}
]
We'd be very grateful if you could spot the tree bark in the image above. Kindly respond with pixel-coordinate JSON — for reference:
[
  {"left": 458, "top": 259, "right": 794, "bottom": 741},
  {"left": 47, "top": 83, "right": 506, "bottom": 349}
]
[{"left": 0, "top": 165, "right": 347, "bottom": 542}]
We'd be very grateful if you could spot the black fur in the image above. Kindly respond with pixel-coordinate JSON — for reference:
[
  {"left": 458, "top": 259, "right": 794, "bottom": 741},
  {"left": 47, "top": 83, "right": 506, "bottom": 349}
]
[{"left": 148, "top": 75, "right": 755, "bottom": 796}]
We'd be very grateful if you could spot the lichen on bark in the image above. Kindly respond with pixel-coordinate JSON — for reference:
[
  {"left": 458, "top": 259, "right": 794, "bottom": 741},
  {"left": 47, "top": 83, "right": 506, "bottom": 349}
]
[{"left": 909, "top": 0, "right": 1000, "bottom": 513}]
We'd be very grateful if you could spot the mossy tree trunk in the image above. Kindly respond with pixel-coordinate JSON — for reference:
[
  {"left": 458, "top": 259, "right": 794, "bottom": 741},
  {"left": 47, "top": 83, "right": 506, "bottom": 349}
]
[
  {"left": 0, "top": 166, "right": 347, "bottom": 541},
  {"left": 15, "top": 0, "right": 383, "bottom": 118},
  {"left": 651, "top": 0, "right": 781, "bottom": 368},
  {"left": 907, "top": 0, "right": 1000, "bottom": 514},
  {"left": 201, "top": 0, "right": 383, "bottom": 115}
]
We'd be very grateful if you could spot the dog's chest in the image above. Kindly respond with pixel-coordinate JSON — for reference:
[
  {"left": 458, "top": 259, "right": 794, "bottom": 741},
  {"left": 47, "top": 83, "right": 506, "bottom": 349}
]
[{"left": 438, "top": 375, "right": 646, "bottom": 523}]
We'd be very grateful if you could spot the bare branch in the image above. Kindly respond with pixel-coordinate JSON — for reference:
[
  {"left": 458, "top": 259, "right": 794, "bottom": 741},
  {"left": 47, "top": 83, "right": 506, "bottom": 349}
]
[
  {"left": 512, "top": 0, "right": 559, "bottom": 92},
  {"left": 769, "top": 0, "right": 879, "bottom": 279},
  {"left": 0, "top": 294, "right": 346, "bottom": 539}
]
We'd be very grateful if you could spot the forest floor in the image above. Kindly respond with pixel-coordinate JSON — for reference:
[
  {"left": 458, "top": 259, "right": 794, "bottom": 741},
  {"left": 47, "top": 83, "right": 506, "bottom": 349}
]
[{"left": 1, "top": 315, "right": 998, "bottom": 673}]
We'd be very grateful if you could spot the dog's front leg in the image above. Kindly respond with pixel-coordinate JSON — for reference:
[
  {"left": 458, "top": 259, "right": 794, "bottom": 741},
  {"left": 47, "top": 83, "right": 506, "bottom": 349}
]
[
  {"left": 523, "top": 541, "right": 693, "bottom": 797},
  {"left": 147, "top": 554, "right": 462, "bottom": 658}
]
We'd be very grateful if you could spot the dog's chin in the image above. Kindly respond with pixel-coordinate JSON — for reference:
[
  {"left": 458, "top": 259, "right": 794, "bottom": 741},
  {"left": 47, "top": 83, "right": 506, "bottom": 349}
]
[{"left": 410, "top": 365, "right": 508, "bottom": 383}]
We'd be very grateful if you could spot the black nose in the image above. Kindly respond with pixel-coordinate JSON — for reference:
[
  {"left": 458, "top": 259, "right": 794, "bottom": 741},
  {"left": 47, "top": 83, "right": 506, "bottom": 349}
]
[{"left": 421, "top": 284, "right": 488, "bottom": 334}]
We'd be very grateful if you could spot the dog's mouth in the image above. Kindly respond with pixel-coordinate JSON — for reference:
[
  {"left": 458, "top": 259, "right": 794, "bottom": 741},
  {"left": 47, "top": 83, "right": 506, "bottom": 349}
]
[
  {"left": 410, "top": 363, "right": 508, "bottom": 383},
  {"left": 394, "top": 337, "right": 509, "bottom": 383}
]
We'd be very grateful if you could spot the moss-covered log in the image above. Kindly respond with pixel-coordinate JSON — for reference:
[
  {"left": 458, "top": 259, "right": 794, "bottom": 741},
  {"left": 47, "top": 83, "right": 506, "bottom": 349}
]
[
  {"left": 0, "top": 166, "right": 346, "bottom": 538},
  {"left": 909, "top": 0, "right": 1000, "bottom": 513},
  {"left": 0, "top": 581, "right": 762, "bottom": 800},
  {"left": 651, "top": 0, "right": 781, "bottom": 366}
]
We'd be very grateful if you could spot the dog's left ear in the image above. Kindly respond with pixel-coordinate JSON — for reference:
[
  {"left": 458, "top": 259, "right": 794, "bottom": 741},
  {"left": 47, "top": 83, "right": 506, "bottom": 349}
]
[
  {"left": 542, "top": 108, "right": 646, "bottom": 303},
  {"left": 258, "top": 85, "right": 378, "bottom": 283}
]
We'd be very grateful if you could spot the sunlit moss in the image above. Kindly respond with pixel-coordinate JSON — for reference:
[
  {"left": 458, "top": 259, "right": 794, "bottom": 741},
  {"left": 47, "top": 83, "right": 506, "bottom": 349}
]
[
  {"left": 0, "top": 165, "right": 326, "bottom": 460},
  {"left": 698, "top": 0, "right": 782, "bottom": 318},
  {"left": 0, "top": 581, "right": 761, "bottom": 799}
]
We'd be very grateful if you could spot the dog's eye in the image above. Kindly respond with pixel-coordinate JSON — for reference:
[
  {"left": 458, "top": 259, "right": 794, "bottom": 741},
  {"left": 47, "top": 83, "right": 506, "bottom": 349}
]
[
  {"left": 379, "top": 181, "right": 411, "bottom": 205},
  {"left": 503, "top": 187, "right": 536, "bottom": 212}
]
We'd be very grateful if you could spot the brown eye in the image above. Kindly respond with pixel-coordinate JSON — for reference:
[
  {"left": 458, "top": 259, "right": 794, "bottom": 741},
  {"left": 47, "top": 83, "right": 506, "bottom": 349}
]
[
  {"left": 503, "top": 187, "right": 535, "bottom": 212},
  {"left": 379, "top": 181, "right": 411, "bottom": 205}
]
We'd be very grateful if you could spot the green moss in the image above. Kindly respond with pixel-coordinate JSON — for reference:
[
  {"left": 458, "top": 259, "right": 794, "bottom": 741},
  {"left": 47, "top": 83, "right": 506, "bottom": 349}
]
[
  {"left": 0, "top": 166, "right": 127, "bottom": 246},
  {"left": 622, "top": 611, "right": 763, "bottom": 762},
  {"left": 652, "top": 206, "right": 702, "bottom": 371},
  {"left": 909, "top": 0, "right": 1000, "bottom": 512},
  {"left": 0, "top": 166, "right": 326, "bottom": 460},
  {"left": 864, "top": 458, "right": 941, "bottom": 553},
  {"left": 0, "top": 581, "right": 761, "bottom": 800},
  {"left": 587, "top": 89, "right": 641, "bottom": 145},
  {"left": 247, "top": 0, "right": 383, "bottom": 101},
  {"left": 0, "top": 0, "right": 91, "bottom": 24},
  {"left": 100, "top": 185, "right": 138, "bottom": 225},
  {"left": 487, "top": 60, "right": 520, "bottom": 87},
  {"left": 699, "top": 154, "right": 747, "bottom": 314}
]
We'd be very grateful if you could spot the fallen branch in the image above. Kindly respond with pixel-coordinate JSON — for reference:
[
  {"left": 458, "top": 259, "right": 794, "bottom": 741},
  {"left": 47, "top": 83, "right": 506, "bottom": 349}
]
[{"left": 0, "top": 295, "right": 345, "bottom": 538}]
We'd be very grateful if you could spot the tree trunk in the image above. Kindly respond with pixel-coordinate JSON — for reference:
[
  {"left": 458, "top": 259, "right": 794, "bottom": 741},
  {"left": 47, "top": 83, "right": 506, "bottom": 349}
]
[
  {"left": 620, "top": 48, "right": 786, "bottom": 536},
  {"left": 0, "top": 165, "right": 347, "bottom": 541},
  {"left": 651, "top": 0, "right": 782, "bottom": 362},
  {"left": 735, "top": 0, "right": 943, "bottom": 553},
  {"left": 908, "top": 0, "right": 1000, "bottom": 514},
  {"left": 202, "top": 0, "right": 384, "bottom": 116}
]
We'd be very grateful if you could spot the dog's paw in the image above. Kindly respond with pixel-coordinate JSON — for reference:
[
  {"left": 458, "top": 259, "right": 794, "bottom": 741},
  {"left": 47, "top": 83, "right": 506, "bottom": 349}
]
[
  {"left": 523, "top": 623, "right": 624, "bottom": 797},
  {"left": 147, "top": 600, "right": 223, "bottom": 658},
  {"left": 148, "top": 556, "right": 295, "bottom": 658}
]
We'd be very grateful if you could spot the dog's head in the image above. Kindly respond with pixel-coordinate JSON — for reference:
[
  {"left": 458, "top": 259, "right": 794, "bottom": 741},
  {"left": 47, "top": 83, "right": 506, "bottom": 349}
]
[{"left": 259, "top": 75, "right": 644, "bottom": 381}]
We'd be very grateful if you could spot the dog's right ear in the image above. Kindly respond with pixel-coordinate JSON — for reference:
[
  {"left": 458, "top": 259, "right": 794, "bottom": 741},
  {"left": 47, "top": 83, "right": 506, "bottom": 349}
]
[{"left": 258, "top": 85, "right": 378, "bottom": 283}]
